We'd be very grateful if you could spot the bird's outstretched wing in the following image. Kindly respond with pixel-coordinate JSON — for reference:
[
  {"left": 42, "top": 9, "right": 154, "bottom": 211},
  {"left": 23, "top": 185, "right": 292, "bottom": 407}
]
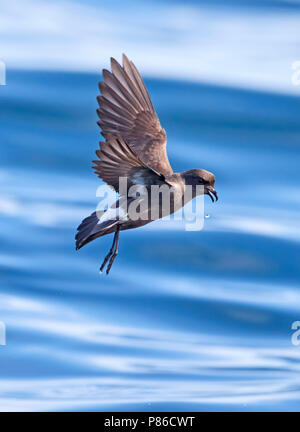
[
  {"left": 92, "top": 135, "right": 166, "bottom": 194},
  {"left": 97, "top": 54, "right": 173, "bottom": 176}
]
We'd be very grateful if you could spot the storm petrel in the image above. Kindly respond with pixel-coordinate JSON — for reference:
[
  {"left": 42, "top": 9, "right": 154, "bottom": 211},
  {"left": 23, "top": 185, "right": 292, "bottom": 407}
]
[{"left": 76, "top": 54, "right": 218, "bottom": 274}]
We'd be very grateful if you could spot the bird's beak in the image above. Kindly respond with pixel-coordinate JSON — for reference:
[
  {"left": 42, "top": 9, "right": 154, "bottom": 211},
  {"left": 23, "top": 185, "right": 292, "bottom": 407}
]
[{"left": 206, "top": 187, "right": 218, "bottom": 202}]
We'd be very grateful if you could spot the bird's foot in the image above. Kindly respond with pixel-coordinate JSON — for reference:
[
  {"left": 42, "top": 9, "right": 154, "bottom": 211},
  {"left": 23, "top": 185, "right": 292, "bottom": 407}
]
[
  {"left": 106, "top": 252, "right": 118, "bottom": 274},
  {"left": 99, "top": 227, "right": 120, "bottom": 275},
  {"left": 99, "top": 249, "right": 113, "bottom": 273}
]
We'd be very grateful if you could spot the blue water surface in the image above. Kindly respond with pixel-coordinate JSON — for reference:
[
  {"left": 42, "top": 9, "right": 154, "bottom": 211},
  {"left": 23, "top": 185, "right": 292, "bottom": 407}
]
[{"left": 0, "top": 68, "right": 300, "bottom": 411}]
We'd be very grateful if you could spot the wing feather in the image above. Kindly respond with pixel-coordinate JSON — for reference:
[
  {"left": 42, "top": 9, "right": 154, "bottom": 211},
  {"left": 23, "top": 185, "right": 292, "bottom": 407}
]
[
  {"left": 92, "top": 135, "right": 164, "bottom": 193},
  {"left": 96, "top": 54, "right": 173, "bottom": 175}
]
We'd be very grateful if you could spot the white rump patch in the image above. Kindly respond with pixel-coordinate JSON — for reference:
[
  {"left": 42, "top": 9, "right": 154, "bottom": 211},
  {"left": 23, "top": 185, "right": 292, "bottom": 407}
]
[
  {"left": 132, "top": 171, "right": 145, "bottom": 185},
  {"left": 131, "top": 172, "right": 148, "bottom": 196}
]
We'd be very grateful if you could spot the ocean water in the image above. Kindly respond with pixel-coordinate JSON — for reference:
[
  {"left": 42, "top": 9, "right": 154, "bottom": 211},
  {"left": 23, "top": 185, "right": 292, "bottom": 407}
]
[{"left": 0, "top": 68, "right": 300, "bottom": 412}]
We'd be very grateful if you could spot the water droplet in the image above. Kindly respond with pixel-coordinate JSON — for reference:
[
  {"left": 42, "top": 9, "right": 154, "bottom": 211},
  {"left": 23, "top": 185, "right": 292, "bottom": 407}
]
[{"left": 205, "top": 214, "right": 210, "bottom": 219}]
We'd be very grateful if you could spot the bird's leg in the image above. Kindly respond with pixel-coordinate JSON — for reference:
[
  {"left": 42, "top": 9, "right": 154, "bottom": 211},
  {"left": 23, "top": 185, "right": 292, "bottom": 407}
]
[
  {"left": 99, "top": 227, "right": 118, "bottom": 273},
  {"left": 106, "top": 226, "right": 120, "bottom": 275}
]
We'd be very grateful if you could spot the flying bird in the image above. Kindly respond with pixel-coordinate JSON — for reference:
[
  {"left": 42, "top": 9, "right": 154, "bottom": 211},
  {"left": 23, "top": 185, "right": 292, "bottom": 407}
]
[{"left": 76, "top": 54, "right": 218, "bottom": 274}]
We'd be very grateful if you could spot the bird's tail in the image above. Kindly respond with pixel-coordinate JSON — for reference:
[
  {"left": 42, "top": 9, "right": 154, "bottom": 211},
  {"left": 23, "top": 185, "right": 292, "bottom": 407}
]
[{"left": 75, "top": 211, "right": 118, "bottom": 250}]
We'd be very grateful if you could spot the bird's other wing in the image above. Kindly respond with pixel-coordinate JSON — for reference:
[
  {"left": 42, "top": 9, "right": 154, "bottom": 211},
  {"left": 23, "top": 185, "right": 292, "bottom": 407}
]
[
  {"left": 97, "top": 54, "right": 173, "bottom": 176},
  {"left": 92, "top": 135, "right": 166, "bottom": 194}
]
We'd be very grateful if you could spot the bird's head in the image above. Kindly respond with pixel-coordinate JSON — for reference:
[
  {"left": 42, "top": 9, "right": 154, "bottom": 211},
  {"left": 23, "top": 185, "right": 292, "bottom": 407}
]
[{"left": 182, "top": 169, "right": 218, "bottom": 202}]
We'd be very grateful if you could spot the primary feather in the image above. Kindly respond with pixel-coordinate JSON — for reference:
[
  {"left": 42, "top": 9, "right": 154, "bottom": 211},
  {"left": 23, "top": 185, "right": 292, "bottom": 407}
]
[{"left": 97, "top": 54, "right": 173, "bottom": 175}]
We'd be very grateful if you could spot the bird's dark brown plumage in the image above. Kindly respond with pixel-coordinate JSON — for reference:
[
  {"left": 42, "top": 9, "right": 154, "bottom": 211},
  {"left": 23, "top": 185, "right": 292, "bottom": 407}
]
[
  {"left": 92, "top": 135, "right": 164, "bottom": 193},
  {"left": 76, "top": 54, "right": 218, "bottom": 274},
  {"left": 97, "top": 54, "right": 172, "bottom": 175}
]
